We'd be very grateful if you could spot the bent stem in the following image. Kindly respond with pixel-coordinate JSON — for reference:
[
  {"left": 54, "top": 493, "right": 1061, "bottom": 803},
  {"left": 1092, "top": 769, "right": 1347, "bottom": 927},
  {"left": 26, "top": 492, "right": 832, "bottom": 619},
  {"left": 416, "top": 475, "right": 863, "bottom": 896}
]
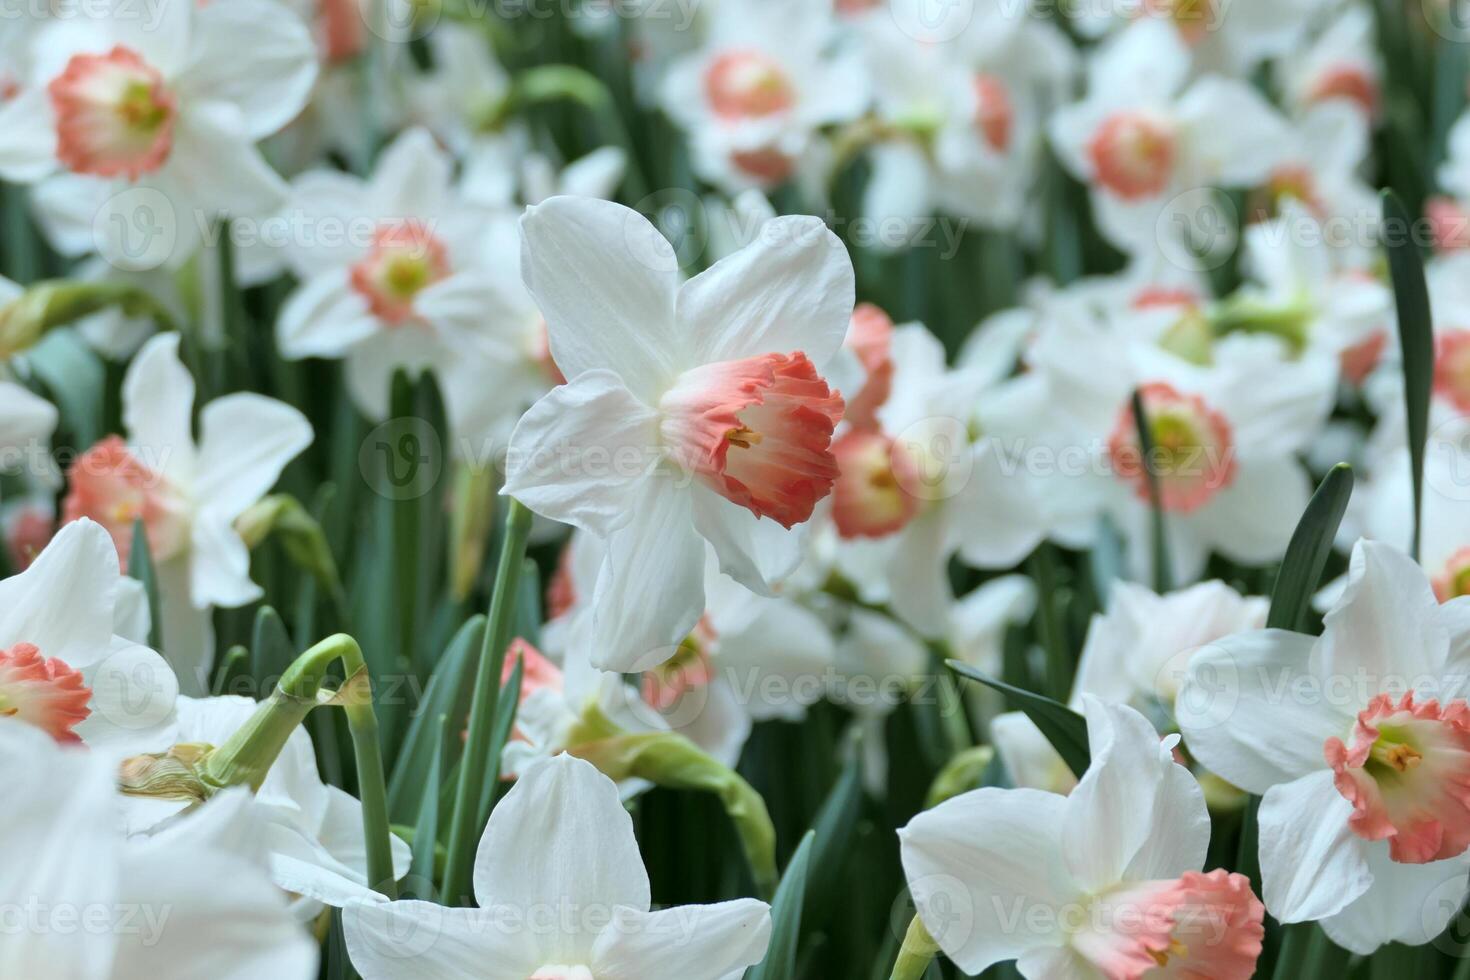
[
  {"left": 278, "top": 633, "right": 398, "bottom": 899},
  {"left": 571, "top": 727, "right": 779, "bottom": 901},
  {"left": 443, "top": 497, "right": 534, "bottom": 906},
  {"left": 890, "top": 915, "right": 940, "bottom": 980}
]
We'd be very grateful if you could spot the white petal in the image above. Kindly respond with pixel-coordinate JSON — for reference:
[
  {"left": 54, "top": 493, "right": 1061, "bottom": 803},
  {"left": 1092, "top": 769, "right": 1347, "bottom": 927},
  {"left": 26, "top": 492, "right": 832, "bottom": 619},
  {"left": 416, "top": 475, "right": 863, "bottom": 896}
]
[
  {"left": 1190, "top": 457, "right": 1312, "bottom": 565},
  {"left": 276, "top": 270, "right": 380, "bottom": 359},
  {"left": 502, "top": 371, "right": 660, "bottom": 536},
  {"left": 281, "top": 170, "right": 372, "bottom": 276},
  {"left": 678, "top": 215, "right": 854, "bottom": 370},
  {"left": 193, "top": 393, "right": 313, "bottom": 522},
  {"left": 0, "top": 381, "right": 57, "bottom": 453},
  {"left": 690, "top": 485, "right": 804, "bottom": 595},
  {"left": 156, "top": 558, "right": 215, "bottom": 695},
  {"left": 590, "top": 478, "right": 707, "bottom": 672},
  {"left": 0, "top": 518, "right": 119, "bottom": 667},
  {"left": 189, "top": 514, "right": 262, "bottom": 610},
  {"left": 75, "top": 638, "right": 179, "bottom": 753},
  {"left": 1318, "top": 539, "right": 1450, "bottom": 691},
  {"left": 519, "top": 196, "right": 681, "bottom": 403},
  {"left": 1177, "top": 629, "right": 1350, "bottom": 794},
  {"left": 1319, "top": 848, "right": 1470, "bottom": 955},
  {"left": 1258, "top": 770, "right": 1372, "bottom": 923},
  {"left": 591, "top": 900, "right": 772, "bottom": 979},
  {"left": 886, "top": 507, "right": 954, "bottom": 637},
  {"left": 344, "top": 900, "right": 534, "bottom": 980},
  {"left": 1177, "top": 77, "right": 1291, "bottom": 187},
  {"left": 167, "top": 102, "right": 289, "bottom": 218},
  {"left": 472, "top": 755, "right": 650, "bottom": 963},
  {"left": 0, "top": 86, "right": 58, "bottom": 182},
  {"left": 899, "top": 787, "right": 1079, "bottom": 975},
  {"left": 124, "top": 334, "right": 197, "bottom": 483},
  {"left": 181, "top": 0, "right": 318, "bottom": 139},
  {"left": 367, "top": 127, "right": 453, "bottom": 217}
]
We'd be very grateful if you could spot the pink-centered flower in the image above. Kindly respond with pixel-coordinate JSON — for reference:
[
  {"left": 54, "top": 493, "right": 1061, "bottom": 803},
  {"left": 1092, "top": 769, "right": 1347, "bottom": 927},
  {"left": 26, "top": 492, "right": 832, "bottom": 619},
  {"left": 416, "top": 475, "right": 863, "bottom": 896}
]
[
  {"left": 1179, "top": 540, "right": 1470, "bottom": 954},
  {"left": 704, "top": 50, "right": 795, "bottom": 120},
  {"left": 902, "top": 697, "right": 1264, "bottom": 979},
  {"left": 503, "top": 196, "right": 853, "bottom": 672},
  {"left": 1435, "top": 548, "right": 1470, "bottom": 603},
  {"left": 830, "top": 429, "right": 920, "bottom": 539},
  {"left": 63, "top": 435, "right": 191, "bottom": 565},
  {"left": 0, "top": 643, "right": 91, "bottom": 743},
  {"left": 1434, "top": 332, "right": 1470, "bottom": 414},
  {"left": 1107, "top": 381, "right": 1238, "bottom": 513},
  {"left": 971, "top": 74, "right": 1014, "bottom": 153},
  {"left": 49, "top": 46, "right": 177, "bottom": 180},
  {"left": 1087, "top": 111, "right": 1176, "bottom": 200},
  {"left": 842, "top": 302, "right": 895, "bottom": 432},
  {"left": 348, "top": 221, "right": 451, "bottom": 326}
]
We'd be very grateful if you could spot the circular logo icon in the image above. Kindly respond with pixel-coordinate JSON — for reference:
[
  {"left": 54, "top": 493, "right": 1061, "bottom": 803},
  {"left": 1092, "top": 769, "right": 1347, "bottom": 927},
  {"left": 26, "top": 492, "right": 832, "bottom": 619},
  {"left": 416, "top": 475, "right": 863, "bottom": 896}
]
[
  {"left": 359, "top": 417, "right": 444, "bottom": 501},
  {"left": 341, "top": 896, "right": 447, "bottom": 959},
  {"left": 888, "top": 0, "right": 978, "bottom": 43},
  {"left": 1156, "top": 187, "right": 1238, "bottom": 273},
  {"left": 1427, "top": 417, "right": 1470, "bottom": 504},
  {"left": 1170, "top": 639, "right": 1240, "bottom": 732},
  {"left": 628, "top": 188, "right": 705, "bottom": 271},
  {"left": 88, "top": 642, "right": 178, "bottom": 732},
  {"left": 893, "top": 416, "right": 974, "bottom": 502},
  {"left": 94, "top": 187, "right": 177, "bottom": 272},
  {"left": 362, "top": 0, "right": 441, "bottom": 44}
]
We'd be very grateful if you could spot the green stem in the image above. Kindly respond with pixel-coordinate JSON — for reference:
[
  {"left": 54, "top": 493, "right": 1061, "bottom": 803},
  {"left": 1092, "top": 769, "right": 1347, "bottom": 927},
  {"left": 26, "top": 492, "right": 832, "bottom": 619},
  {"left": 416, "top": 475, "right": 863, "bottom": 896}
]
[
  {"left": 889, "top": 916, "right": 939, "bottom": 980},
  {"left": 442, "top": 497, "right": 534, "bottom": 906},
  {"left": 278, "top": 633, "right": 398, "bottom": 899}
]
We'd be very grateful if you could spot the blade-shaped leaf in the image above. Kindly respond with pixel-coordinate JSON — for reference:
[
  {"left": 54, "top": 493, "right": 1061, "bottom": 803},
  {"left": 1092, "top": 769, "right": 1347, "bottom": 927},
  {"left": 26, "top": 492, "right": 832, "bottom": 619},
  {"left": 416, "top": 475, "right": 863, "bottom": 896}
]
[
  {"left": 250, "top": 606, "right": 295, "bottom": 687},
  {"left": 1131, "top": 387, "right": 1172, "bottom": 593},
  {"left": 1382, "top": 190, "right": 1434, "bottom": 561},
  {"left": 1266, "top": 463, "right": 1354, "bottom": 632},
  {"left": 127, "top": 519, "right": 162, "bottom": 653},
  {"left": 946, "top": 660, "right": 1090, "bottom": 778},
  {"left": 747, "top": 830, "right": 815, "bottom": 980}
]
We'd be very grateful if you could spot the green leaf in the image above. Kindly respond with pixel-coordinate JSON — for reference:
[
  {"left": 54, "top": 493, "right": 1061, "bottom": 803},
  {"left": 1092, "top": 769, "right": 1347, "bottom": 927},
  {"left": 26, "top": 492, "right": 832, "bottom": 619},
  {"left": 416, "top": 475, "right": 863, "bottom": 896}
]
[
  {"left": 1266, "top": 463, "right": 1354, "bottom": 632},
  {"left": 804, "top": 742, "right": 864, "bottom": 924},
  {"left": 946, "top": 661, "right": 1090, "bottom": 778},
  {"left": 250, "top": 606, "right": 295, "bottom": 687},
  {"left": 388, "top": 615, "right": 485, "bottom": 823},
  {"left": 405, "top": 713, "right": 446, "bottom": 899},
  {"left": 127, "top": 519, "right": 162, "bottom": 653},
  {"left": 1382, "top": 190, "right": 1434, "bottom": 561},
  {"left": 28, "top": 329, "right": 105, "bottom": 456},
  {"left": 1131, "top": 388, "right": 1172, "bottom": 592},
  {"left": 210, "top": 646, "right": 249, "bottom": 697},
  {"left": 475, "top": 652, "right": 523, "bottom": 826},
  {"left": 1271, "top": 922, "right": 1346, "bottom": 980},
  {"left": 747, "top": 830, "right": 815, "bottom": 980}
]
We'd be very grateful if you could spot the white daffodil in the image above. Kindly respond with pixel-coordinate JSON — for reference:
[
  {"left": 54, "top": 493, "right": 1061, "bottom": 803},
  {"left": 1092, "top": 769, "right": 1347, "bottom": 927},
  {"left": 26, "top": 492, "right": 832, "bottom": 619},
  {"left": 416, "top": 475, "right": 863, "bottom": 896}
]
[
  {"left": 1022, "top": 314, "right": 1335, "bottom": 583},
  {"left": 1049, "top": 20, "right": 1291, "bottom": 255},
  {"left": 0, "top": 517, "right": 176, "bottom": 753},
  {"left": 820, "top": 317, "right": 1049, "bottom": 634},
  {"left": 659, "top": 0, "right": 868, "bottom": 192},
  {"left": 1, "top": 718, "right": 318, "bottom": 979},
  {"left": 1178, "top": 540, "right": 1470, "bottom": 953},
  {"left": 344, "top": 754, "right": 772, "bottom": 979},
  {"left": 503, "top": 195, "right": 853, "bottom": 672},
  {"left": 901, "top": 697, "right": 1265, "bottom": 978},
  {"left": 121, "top": 694, "right": 411, "bottom": 918},
  {"left": 62, "top": 334, "right": 312, "bottom": 692},
  {"left": 857, "top": 10, "right": 1074, "bottom": 236},
  {"left": 276, "top": 127, "right": 519, "bottom": 423},
  {"left": 1278, "top": 4, "right": 1381, "bottom": 124},
  {"left": 0, "top": 0, "right": 316, "bottom": 268}
]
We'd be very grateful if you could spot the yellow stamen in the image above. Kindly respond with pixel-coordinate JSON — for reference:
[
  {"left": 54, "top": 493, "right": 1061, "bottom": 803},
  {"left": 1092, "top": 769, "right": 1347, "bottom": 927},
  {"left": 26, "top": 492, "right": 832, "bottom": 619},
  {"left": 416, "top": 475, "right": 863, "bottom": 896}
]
[{"left": 727, "top": 427, "right": 761, "bottom": 449}]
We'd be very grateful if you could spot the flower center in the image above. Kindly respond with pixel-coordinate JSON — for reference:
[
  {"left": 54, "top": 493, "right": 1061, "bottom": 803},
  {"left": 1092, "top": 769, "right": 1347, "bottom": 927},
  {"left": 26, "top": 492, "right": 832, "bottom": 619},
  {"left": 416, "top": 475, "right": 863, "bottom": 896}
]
[
  {"left": 1434, "top": 332, "right": 1470, "bottom": 414},
  {"left": 643, "top": 618, "right": 718, "bottom": 709},
  {"left": 0, "top": 644, "right": 92, "bottom": 743},
  {"left": 830, "top": 430, "right": 922, "bottom": 539},
  {"left": 1325, "top": 692, "right": 1470, "bottom": 863},
  {"left": 1434, "top": 547, "right": 1470, "bottom": 602},
  {"left": 972, "top": 74, "right": 1013, "bottom": 152},
  {"left": 1252, "top": 164, "right": 1326, "bottom": 222},
  {"left": 349, "top": 220, "right": 451, "bottom": 326},
  {"left": 49, "top": 45, "right": 177, "bottom": 179},
  {"left": 659, "top": 351, "right": 844, "bottom": 528},
  {"left": 704, "top": 50, "right": 794, "bottom": 120},
  {"left": 1071, "top": 870, "right": 1263, "bottom": 980},
  {"left": 1306, "top": 64, "right": 1378, "bottom": 117},
  {"left": 1107, "top": 382, "right": 1237, "bottom": 513},
  {"left": 730, "top": 146, "right": 797, "bottom": 184},
  {"left": 1088, "top": 111, "right": 1176, "bottom": 201},
  {"left": 62, "top": 436, "right": 191, "bottom": 564}
]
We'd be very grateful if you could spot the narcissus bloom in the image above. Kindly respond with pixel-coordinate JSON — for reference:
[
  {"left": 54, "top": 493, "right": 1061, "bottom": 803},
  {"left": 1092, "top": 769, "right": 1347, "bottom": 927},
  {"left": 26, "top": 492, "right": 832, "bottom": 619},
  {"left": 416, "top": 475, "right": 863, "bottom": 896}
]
[
  {"left": 901, "top": 697, "right": 1264, "bottom": 978},
  {"left": 121, "top": 694, "right": 411, "bottom": 918},
  {"left": 344, "top": 754, "right": 772, "bottom": 979},
  {"left": 0, "top": 0, "right": 317, "bottom": 267},
  {"left": 62, "top": 334, "right": 312, "bottom": 692},
  {"left": 1178, "top": 541, "right": 1470, "bottom": 953},
  {"left": 1, "top": 718, "right": 318, "bottom": 980},
  {"left": 504, "top": 196, "right": 853, "bottom": 671},
  {"left": 0, "top": 518, "right": 176, "bottom": 752}
]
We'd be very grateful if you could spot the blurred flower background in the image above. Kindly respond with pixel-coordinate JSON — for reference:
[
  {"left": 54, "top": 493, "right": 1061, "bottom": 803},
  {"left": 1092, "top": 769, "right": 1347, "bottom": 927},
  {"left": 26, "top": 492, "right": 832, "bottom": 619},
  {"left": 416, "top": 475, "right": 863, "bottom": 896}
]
[{"left": 3, "top": 0, "right": 1470, "bottom": 976}]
